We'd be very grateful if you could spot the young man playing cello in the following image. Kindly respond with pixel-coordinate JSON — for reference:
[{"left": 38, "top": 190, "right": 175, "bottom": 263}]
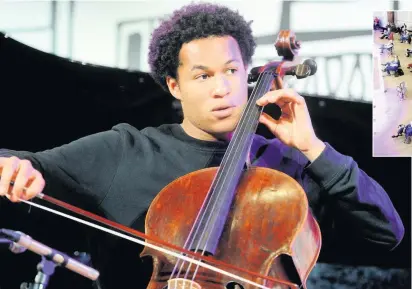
[{"left": 0, "top": 2, "right": 404, "bottom": 289}]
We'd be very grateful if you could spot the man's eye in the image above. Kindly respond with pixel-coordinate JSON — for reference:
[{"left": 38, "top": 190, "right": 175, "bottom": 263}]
[
  {"left": 227, "top": 69, "right": 237, "bottom": 74},
  {"left": 196, "top": 74, "right": 209, "bottom": 80}
]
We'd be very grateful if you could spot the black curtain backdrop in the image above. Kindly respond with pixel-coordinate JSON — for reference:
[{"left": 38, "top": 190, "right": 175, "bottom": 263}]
[{"left": 0, "top": 33, "right": 410, "bottom": 289}]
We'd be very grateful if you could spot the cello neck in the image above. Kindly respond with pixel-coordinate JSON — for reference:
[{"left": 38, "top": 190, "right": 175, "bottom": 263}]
[
  {"left": 221, "top": 72, "right": 276, "bottom": 174},
  {"left": 187, "top": 72, "right": 275, "bottom": 255}
]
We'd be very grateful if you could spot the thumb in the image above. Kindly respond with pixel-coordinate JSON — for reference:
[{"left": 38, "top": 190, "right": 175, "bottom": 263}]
[{"left": 259, "top": 112, "right": 280, "bottom": 134}]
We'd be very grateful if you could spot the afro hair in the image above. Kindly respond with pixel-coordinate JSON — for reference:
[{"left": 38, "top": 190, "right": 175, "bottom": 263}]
[{"left": 148, "top": 2, "right": 256, "bottom": 91}]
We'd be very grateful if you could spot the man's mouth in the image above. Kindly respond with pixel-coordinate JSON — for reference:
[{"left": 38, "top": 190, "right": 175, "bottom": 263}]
[
  {"left": 211, "top": 106, "right": 235, "bottom": 118},
  {"left": 212, "top": 105, "right": 234, "bottom": 111}
]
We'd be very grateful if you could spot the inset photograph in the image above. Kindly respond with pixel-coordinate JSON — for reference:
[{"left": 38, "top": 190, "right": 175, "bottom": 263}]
[{"left": 373, "top": 11, "right": 412, "bottom": 157}]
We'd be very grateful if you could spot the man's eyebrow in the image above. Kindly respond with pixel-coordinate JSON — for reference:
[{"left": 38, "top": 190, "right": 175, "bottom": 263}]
[
  {"left": 191, "top": 65, "right": 209, "bottom": 71},
  {"left": 190, "top": 59, "right": 240, "bottom": 71}
]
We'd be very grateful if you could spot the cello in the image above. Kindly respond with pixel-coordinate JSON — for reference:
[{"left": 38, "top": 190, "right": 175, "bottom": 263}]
[
  {"left": 141, "top": 30, "right": 321, "bottom": 289},
  {"left": 8, "top": 30, "right": 321, "bottom": 289}
]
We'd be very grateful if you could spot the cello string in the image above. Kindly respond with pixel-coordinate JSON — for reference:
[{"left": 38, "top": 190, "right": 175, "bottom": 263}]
[
  {"left": 170, "top": 70, "right": 268, "bottom": 281},
  {"left": 170, "top": 70, "right": 270, "bottom": 283},
  {"left": 186, "top": 72, "right": 274, "bottom": 283},
  {"left": 190, "top": 73, "right": 273, "bottom": 278}
]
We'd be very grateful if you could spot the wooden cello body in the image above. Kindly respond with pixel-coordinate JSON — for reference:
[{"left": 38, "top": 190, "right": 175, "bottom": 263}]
[{"left": 142, "top": 167, "right": 321, "bottom": 289}]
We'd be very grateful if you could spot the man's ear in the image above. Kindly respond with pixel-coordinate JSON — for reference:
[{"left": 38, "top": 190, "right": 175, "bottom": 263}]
[{"left": 166, "top": 76, "right": 182, "bottom": 100}]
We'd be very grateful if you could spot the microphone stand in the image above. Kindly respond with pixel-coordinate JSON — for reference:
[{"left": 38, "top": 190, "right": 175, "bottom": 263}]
[
  {"left": 20, "top": 256, "right": 57, "bottom": 289},
  {"left": 0, "top": 238, "right": 56, "bottom": 289},
  {"left": 0, "top": 236, "right": 97, "bottom": 289}
]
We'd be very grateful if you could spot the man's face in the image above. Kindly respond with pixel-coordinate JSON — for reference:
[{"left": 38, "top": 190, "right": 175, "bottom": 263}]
[{"left": 167, "top": 36, "right": 249, "bottom": 140}]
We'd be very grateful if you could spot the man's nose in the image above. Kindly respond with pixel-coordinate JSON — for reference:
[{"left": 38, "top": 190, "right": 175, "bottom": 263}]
[{"left": 213, "top": 75, "right": 231, "bottom": 97}]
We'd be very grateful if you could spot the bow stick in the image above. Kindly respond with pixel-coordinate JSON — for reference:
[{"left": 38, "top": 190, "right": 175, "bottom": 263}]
[{"left": 3, "top": 192, "right": 298, "bottom": 289}]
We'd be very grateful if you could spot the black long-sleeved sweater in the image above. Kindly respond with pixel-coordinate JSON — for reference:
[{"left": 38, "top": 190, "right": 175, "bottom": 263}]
[{"left": 0, "top": 122, "right": 404, "bottom": 288}]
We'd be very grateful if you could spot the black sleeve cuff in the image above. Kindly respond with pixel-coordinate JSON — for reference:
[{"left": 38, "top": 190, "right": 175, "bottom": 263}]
[{"left": 304, "top": 142, "right": 352, "bottom": 190}]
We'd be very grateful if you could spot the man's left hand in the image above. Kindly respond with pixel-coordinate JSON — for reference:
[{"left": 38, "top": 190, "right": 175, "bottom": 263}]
[{"left": 256, "top": 87, "right": 326, "bottom": 162}]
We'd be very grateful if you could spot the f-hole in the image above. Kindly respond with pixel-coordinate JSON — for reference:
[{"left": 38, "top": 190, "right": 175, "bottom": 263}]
[
  {"left": 270, "top": 254, "right": 302, "bottom": 288},
  {"left": 279, "top": 254, "right": 302, "bottom": 286},
  {"left": 225, "top": 281, "right": 245, "bottom": 289}
]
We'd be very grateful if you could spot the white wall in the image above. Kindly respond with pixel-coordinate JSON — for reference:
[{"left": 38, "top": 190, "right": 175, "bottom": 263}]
[
  {"left": 394, "top": 11, "right": 412, "bottom": 29},
  {"left": 398, "top": 1, "right": 412, "bottom": 10},
  {"left": 0, "top": 0, "right": 395, "bottom": 102}
]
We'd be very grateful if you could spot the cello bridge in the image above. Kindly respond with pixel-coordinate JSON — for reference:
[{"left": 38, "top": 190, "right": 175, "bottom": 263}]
[{"left": 167, "top": 278, "right": 202, "bottom": 289}]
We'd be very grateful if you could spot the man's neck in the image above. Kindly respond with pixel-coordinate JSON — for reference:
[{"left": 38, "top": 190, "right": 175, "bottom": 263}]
[{"left": 180, "top": 120, "right": 232, "bottom": 142}]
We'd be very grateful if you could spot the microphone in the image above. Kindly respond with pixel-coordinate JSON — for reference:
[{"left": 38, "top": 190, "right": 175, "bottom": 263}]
[
  {"left": 9, "top": 236, "right": 27, "bottom": 254},
  {"left": 1, "top": 234, "right": 31, "bottom": 253},
  {"left": 0, "top": 228, "right": 99, "bottom": 281}
]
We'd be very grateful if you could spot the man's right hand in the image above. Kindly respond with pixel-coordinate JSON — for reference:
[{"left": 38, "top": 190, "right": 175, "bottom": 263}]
[{"left": 0, "top": 157, "right": 45, "bottom": 202}]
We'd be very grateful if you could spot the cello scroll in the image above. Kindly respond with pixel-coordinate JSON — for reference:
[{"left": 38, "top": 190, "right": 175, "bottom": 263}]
[{"left": 248, "top": 30, "right": 317, "bottom": 85}]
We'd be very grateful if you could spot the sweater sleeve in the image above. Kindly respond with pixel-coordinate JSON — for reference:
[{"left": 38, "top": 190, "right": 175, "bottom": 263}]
[
  {"left": 302, "top": 143, "right": 404, "bottom": 251},
  {"left": 0, "top": 126, "right": 124, "bottom": 206}
]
